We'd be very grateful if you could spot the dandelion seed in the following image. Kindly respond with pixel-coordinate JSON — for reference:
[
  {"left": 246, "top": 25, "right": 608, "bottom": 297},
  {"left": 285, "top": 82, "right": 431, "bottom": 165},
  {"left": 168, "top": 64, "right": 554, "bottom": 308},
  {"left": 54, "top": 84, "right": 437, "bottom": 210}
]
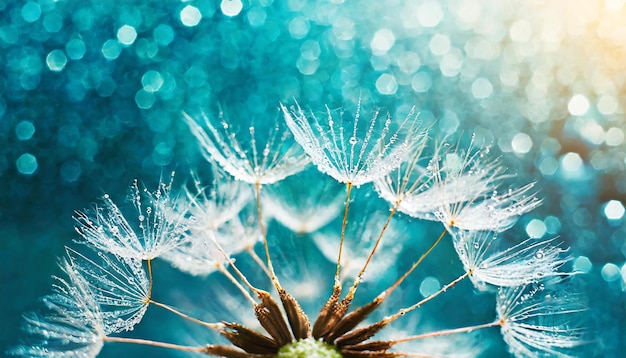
[
  {"left": 10, "top": 259, "right": 105, "bottom": 357},
  {"left": 281, "top": 101, "right": 424, "bottom": 186},
  {"left": 65, "top": 247, "right": 149, "bottom": 333},
  {"left": 312, "top": 211, "right": 406, "bottom": 285},
  {"left": 497, "top": 280, "right": 588, "bottom": 357},
  {"left": 435, "top": 182, "right": 542, "bottom": 233},
  {"left": 452, "top": 230, "right": 570, "bottom": 289},
  {"left": 264, "top": 168, "right": 345, "bottom": 234},
  {"left": 74, "top": 174, "right": 190, "bottom": 260},
  {"left": 184, "top": 107, "right": 309, "bottom": 185},
  {"left": 163, "top": 212, "right": 262, "bottom": 276},
  {"left": 184, "top": 169, "right": 253, "bottom": 231},
  {"left": 395, "top": 141, "right": 541, "bottom": 232},
  {"left": 374, "top": 137, "right": 445, "bottom": 218}
]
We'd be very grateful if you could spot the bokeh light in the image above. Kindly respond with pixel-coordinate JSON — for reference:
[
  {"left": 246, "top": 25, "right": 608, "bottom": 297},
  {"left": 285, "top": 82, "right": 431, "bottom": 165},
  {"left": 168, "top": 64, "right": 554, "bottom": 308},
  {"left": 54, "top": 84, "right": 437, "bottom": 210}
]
[{"left": 2, "top": 0, "right": 626, "bottom": 356}]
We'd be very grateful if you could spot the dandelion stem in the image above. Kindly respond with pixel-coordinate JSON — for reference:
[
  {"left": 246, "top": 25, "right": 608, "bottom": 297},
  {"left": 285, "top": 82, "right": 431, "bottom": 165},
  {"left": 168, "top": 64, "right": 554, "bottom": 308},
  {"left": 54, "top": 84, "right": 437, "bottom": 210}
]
[
  {"left": 246, "top": 246, "right": 272, "bottom": 279},
  {"left": 390, "top": 320, "right": 501, "bottom": 344},
  {"left": 149, "top": 299, "right": 223, "bottom": 330},
  {"left": 146, "top": 259, "right": 153, "bottom": 301},
  {"left": 346, "top": 202, "right": 398, "bottom": 300},
  {"left": 217, "top": 263, "right": 257, "bottom": 305},
  {"left": 383, "top": 229, "right": 447, "bottom": 297},
  {"left": 206, "top": 230, "right": 261, "bottom": 301},
  {"left": 384, "top": 271, "right": 469, "bottom": 324},
  {"left": 334, "top": 182, "right": 353, "bottom": 285},
  {"left": 255, "top": 182, "right": 281, "bottom": 290},
  {"left": 102, "top": 336, "right": 206, "bottom": 353}
]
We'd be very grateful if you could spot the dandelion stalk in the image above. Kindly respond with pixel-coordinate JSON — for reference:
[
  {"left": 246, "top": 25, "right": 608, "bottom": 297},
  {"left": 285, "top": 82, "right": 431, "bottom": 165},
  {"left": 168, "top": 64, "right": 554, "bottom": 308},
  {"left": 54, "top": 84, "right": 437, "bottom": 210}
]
[
  {"left": 345, "top": 201, "right": 399, "bottom": 301},
  {"left": 330, "top": 229, "right": 450, "bottom": 344},
  {"left": 390, "top": 320, "right": 501, "bottom": 344},
  {"left": 202, "top": 230, "right": 264, "bottom": 306},
  {"left": 255, "top": 182, "right": 281, "bottom": 289},
  {"left": 246, "top": 245, "right": 272, "bottom": 279},
  {"left": 334, "top": 181, "right": 353, "bottom": 286},
  {"left": 148, "top": 299, "right": 223, "bottom": 330},
  {"left": 146, "top": 259, "right": 153, "bottom": 302},
  {"left": 216, "top": 263, "right": 257, "bottom": 305},
  {"left": 381, "top": 271, "right": 470, "bottom": 326},
  {"left": 385, "top": 229, "right": 447, "bottom": 295},
  {"left": 102, "top": 336, "right": 206, "bottom": 353}
]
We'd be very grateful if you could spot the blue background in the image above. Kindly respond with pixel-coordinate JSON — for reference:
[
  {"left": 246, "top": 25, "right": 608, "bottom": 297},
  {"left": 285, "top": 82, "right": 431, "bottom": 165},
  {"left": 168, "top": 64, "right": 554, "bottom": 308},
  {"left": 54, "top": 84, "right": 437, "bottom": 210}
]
[{"left": 1, "top": 0, "right": 625, "bottom": 356}]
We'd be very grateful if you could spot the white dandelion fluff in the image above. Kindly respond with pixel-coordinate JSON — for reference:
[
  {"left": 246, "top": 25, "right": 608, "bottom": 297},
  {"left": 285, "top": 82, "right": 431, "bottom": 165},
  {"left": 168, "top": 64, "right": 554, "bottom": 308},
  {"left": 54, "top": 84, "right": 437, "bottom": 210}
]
[
  {"left": 281, "top": 101, "right": 425, "bottom": 186},
  {"left": 184, "top": 107, "right": 310, "bottom": 185},
  {"left": 74, "top": 174, "right": 190, "bottom": 260}
]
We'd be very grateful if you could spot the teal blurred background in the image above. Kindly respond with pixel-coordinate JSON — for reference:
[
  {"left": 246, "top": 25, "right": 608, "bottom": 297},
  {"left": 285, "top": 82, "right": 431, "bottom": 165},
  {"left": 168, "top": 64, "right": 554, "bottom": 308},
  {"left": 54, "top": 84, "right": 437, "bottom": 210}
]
[{"left": 1, "top": 0, "right": 625, "bottom": 356}]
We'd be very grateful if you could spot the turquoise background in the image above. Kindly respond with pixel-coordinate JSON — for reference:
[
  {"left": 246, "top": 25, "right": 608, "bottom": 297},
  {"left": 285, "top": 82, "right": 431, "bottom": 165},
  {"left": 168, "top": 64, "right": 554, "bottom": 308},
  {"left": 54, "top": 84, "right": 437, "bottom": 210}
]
[{"left": 1, "top": 0, "right": 625, "bottom": 356}]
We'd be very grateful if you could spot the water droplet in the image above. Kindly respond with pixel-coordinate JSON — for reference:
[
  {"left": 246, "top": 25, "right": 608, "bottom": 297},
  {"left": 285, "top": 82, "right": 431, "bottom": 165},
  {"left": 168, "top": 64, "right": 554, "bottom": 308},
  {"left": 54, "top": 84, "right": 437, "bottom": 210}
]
[{"left": 349, "top": 136, "right": 358, "bottom": 145}]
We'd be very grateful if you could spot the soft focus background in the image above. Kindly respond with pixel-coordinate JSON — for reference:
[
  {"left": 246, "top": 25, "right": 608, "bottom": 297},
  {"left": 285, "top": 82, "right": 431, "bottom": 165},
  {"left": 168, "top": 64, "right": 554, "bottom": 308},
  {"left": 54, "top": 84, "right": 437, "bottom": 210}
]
[{"left": 1, "top": 0, "right": 625, "bottom": 356}]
